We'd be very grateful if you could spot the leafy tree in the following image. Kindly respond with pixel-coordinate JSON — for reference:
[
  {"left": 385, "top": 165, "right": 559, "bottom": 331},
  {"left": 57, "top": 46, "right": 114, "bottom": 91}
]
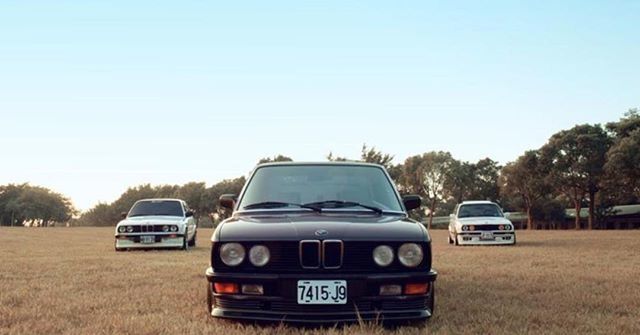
[
  {"left": 605, "top": 110, "right": 640, "bottom": 201},
  {"left": 499, "top": 150, "right": 551, "bottom": 229},
  {"left": 0, "top": 184, "right": 75, "bottom": 227},
  {"left": 400, "top": 152, "right": 454, "bottom": 228},
  {"left": 258, "top": 155, "right": 293, "bottom": 164},
  {"left": 541, "top": 124, "right": 612, "bottom": 229}
]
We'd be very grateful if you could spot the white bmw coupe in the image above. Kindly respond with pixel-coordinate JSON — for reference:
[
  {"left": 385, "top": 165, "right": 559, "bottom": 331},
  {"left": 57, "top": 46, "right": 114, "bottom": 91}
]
[
  {"left": 114, "top": 198, "right": 197, "bottom": 251},
  {"left": 448, "top": 201, "right": 515, "bottom": 246}
]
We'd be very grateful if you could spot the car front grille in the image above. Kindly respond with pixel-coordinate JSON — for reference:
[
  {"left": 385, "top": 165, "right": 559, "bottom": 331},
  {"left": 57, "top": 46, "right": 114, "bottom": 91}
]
[{"left": 129, "top": 225, "right": 168, "bottom": 233}]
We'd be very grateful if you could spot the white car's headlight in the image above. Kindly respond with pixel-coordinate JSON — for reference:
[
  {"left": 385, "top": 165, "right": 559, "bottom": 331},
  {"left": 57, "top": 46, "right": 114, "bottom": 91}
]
[
  {"left": 162, "top": 225, "right": 170, "bottom": 232},
  {"left": 170, "top": 225, "right": 178, "bottom": 232},
  {"left": 373, "top": 245, "right": 394, "bottom": 267},
  {"left": 398, "top": 243, "right": 423, "bottom": 268},
  {"left": 249, "top": 245, "right": 270, "bottom": 267},
  {"left": 118, "top": 226, "right": 126, "bottom": 233},
  {"left": 126, "top": 226, "right": 134, "bottom": 233},
  {"left": 220, "top": 243, "right": 245, "bottom": 266}
]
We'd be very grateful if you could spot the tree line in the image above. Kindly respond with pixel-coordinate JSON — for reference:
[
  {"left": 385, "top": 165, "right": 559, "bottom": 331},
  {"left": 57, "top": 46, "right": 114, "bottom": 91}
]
[{"left": 1, "top": 110, "right": 637, "bottom": 229}]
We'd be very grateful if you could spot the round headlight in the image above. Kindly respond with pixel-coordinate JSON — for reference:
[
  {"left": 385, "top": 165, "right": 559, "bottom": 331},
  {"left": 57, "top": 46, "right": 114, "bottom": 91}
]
[
  {"left": 220, "top": 243, "right": 245, "bottom": 266},
  {"left": 249, "top": 245, "right": 271, "bottom": 267},
  {"left": 462, "top": 225, "right": 468, "bottom": 231},
  {"left": 118, "top": 226, "right": 126, "bottom": 233},
  {"left": 126, "top": 226, "right": 134, "bottom": 233},
  {"left": 170, "top": 225, "right": 178, "bottom": 232},
  {"left": 373, "top": 245, "right": 394, "bottom": 267},
  {"left": 398, "top": 243, "right": 423, "bottom": 268},
  {"left": 162, "top": 225, "right": 169, "bottom": 232},
  {"left": 506, "top": 225, "right": 512, "bottom": 231},
  {"left": 469, "top": 225, "right": 475, "bottom": 231}
]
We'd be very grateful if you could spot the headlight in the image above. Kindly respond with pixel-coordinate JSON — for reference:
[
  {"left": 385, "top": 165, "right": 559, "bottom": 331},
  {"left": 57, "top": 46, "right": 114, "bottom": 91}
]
[
  {"left": 373, "top": 245, "right": 394, "bottom": 267},
  {"left": 162, "top": 225, "right": 169, "bottom": 232},
  {"left": 398, "top": 243, "right": 423, "bottom": 268},
  {"left": 126, "top": 226, "right": 134, "bottom": 233},
  {"left": 249, "top": 245, "right": 270, "bottom": 267},
  {"left": 170, "top": 225, "right": 178, "bottom": 232},
  {"left": 462, "top": 225, "right": 468, "bottom": 231},
  {"left": 469, "top": 225, "right": 475, "bottom": 231},
  {"left": 220, "top": 243, "right": 245, "bottom": 266},
  {"left": 118, "top": 226, "right": 126, "bottom": 233}
]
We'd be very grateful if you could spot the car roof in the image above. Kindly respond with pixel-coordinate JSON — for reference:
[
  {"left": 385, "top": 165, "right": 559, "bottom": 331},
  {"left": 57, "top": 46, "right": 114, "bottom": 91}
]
[
  {"left": 460, "top": 200, "right": 497, "bottom": 205},
  {"left": 256, "top": 161, "right": 385, "bottom": 168}
]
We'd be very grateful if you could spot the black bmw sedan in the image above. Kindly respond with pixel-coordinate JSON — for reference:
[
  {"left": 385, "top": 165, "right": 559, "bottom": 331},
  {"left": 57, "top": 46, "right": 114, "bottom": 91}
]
[{"left": 205, "top": 162, "right": 437, "bottom": 323}]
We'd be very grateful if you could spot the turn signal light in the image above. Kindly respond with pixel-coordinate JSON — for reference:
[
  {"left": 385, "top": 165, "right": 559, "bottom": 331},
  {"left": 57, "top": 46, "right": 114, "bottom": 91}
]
[
  {"left": 241, "top": 284, "right": 264, "bottom": 295},
  {"left": 214, "top": 283, "right": 239, "bottom": 294},
  {"left": 405, "top": 283, "right": 429, "bottom": 295}
]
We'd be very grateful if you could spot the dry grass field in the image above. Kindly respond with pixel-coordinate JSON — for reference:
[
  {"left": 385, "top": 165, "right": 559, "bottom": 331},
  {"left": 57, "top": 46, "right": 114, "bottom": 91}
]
[{"left": 1, "top": 228, "right": 639, "bottom": 335}]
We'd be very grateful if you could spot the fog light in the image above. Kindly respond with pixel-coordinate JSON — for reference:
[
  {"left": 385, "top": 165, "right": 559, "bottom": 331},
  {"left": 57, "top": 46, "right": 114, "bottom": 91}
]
[
  {"left": 241, "top": 284, "right": 264, "bottom": 295},
  {"left": 213, "top": 282, "right": 239, "bottom": 294},
  {"left": 405, "top": 283, "right": 429, "bottom": 295},
  {"left": 379, "top": 285, "right": 402, "bottom": 296}
]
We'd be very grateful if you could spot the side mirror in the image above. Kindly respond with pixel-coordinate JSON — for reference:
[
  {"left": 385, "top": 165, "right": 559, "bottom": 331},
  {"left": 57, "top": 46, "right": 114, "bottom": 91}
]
[
  {"left": 120, "top": 212, "right": 127, "bottom": 219},
  {"left": 185, "top": 210, "right": 194, "bottom": 218},
  {"left": 402, "top": 195, "right": 422, "bottom": 211},
  {"left": 219, "top": 194, "right": 237, "bottom": 210},
  {"left": 449, "top": 214, "right": 455, "bottom": 218},
  {"left": 504, "top": 212, "right": 511, "bottom": 219}
]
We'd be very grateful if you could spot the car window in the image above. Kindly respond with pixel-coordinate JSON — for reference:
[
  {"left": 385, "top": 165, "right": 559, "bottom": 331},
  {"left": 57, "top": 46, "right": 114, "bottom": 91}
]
[
  {"left": 239, "top": 165, "right": 403, "bottom": 211},
  {"left": 458, "top": 204, "right": 502, "bottom": 218},
  {"left": 128, "top": 200, "right": 185, "bottom": 217}
]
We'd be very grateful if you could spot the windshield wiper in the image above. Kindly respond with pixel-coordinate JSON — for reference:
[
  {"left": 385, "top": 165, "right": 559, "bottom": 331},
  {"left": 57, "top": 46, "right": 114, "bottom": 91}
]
[
  {"left": 302, "top": 200, "right": 384, "bottom": 215},
  {"left": 242, "top": 201, "right": 321, "bottom": 212}
]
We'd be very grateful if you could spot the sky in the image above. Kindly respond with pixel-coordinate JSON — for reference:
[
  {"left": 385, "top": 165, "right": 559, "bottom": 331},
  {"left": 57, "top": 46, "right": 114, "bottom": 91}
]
[{"left": 0, "top": 1, "right": 638, "bottom": 211}]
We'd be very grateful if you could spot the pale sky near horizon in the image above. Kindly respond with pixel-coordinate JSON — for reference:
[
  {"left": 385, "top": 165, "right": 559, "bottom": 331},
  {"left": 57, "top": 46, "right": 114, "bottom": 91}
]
[{"left": 1, "top": 1, "right": 638, "bottom": 211}]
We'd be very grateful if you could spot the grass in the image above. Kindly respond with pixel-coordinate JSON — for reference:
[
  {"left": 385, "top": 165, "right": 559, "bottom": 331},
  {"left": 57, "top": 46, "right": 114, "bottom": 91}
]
[{"left": 1, "top": 227, "right": 639, "bottom": 334}]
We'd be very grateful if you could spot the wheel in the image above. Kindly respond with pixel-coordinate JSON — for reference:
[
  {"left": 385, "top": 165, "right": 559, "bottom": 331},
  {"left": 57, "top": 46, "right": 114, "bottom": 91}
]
[
  {"left": 512, "top": 234, "right": 517, "bottom": 245},
  {"left": 114, "top": 240, "right": 123, "bottom": 252},
  {"left": 206, "top": 282, "right": 214, "bottom": 316},
  {"left": 454, "top": 232, "right": 459, "bottom": 246},
  {"left": 182, "top": 233, "right": 189, "bottom": 251},
  {"left": 188, "top": 231, "right": 197, "bottom": 247},
  {"left": 447, "top": 233, "right": 453, "bottom": 244}
]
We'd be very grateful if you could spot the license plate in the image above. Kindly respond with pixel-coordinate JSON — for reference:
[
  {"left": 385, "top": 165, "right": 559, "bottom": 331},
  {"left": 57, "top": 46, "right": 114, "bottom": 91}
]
[
  {"left": 481, "top": 232, "right": 494, "bottom": 240},
  {"left": 140, "top": 235, "right": 155, "bottom": 244},
  {"left": 297, "top": 280, "right": 347, "bottom": 305}
]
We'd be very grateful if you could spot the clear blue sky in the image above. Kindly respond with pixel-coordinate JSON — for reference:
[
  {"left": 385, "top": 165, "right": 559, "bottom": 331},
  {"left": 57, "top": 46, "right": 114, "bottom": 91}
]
[{"left": 1, "top": 1, "right": 638, "bottom": 210}]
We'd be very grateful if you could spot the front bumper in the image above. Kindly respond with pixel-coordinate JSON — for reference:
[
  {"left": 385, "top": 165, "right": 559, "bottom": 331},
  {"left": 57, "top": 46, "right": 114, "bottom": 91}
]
[
  {"left": 205, "top": 268, "right": 437, "bottom": 323},
  {"left": 456, "top": 231, "right": 515, "bottom": 245},
  {"left": 115, "top": 234, "right": 184, "bottom": 249}
]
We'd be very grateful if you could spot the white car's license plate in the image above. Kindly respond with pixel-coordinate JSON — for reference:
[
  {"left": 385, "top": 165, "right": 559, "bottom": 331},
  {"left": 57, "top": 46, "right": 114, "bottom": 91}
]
[
  {"left": 140, "top": 235, "right": 155, "bottom": 244},
  {"left": 297, "top": 280, "right": 347, "bottom": 305},
  {"left": 481, "top": 232, "right": 494, "bottom": 240}
]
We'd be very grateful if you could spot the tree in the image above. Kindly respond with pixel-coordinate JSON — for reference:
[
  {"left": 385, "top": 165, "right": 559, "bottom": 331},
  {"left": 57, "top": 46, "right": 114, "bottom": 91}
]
[
  {"left": 499, "top": 150, "right": 551, "bottom": 229},
  {"left": 0, "top": 184, "right": 75, "bottom": 227},
  {"left": 400, "top": 152, "right": 454, "bottom": 228},
  {"left": 605, "top": 109, "right": 640, "bottom": 201},
  {"left": 258, "top": 155, "right": 293, "bottom": 164},
  {"left": 541, "top": 124, "right": 612, "bottom": 229}
]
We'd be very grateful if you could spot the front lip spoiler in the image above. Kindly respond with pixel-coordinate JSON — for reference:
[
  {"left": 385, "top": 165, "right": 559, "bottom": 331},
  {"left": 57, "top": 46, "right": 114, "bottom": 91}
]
[{"left": 211, "top": 308, "right": 431, "bottom": 323}]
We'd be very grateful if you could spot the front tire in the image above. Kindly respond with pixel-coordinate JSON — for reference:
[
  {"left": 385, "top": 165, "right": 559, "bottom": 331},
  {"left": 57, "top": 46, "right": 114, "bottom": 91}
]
[
  {"left": 454, "top": 232, "right": 459, "bottom": 246},
  {"left": 427, "top": 281, "right": 436, "bottom": 315},
  {"left": 188, "top": 231, "right": 197, "bottom": 247},
  {"left": 182, "top": 234, "right": 189, "bottom": 251}
]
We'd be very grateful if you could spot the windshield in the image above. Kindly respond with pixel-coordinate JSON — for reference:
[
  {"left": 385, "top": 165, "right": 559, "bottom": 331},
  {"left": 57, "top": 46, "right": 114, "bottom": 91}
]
[
  {"left": 128, "top": 200, "right": 184, "bottom": 217},
  {"left": 238, "top": 165, "right": 403, "bottom": 212},
  {"left": 458, "top": 204, "right": 503, "bottom": 218}
]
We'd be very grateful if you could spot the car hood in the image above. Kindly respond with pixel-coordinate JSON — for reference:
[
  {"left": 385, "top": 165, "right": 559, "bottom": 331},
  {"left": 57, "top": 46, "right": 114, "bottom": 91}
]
[
  {"left": 456, "top": 217, "right": 512, "bottom": 225},
  {"left": 117, "top": 216, "right": 184, "bottom": 226},
  {"left": 216, "top": 213, "right": 426, "bottom": 242}
]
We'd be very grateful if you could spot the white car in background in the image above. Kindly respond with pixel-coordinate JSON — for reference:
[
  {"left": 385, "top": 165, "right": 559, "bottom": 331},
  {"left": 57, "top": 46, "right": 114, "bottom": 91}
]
[
  {"left": 448, "top": 201, "right": 515, "bottom": 246},
  {"left": 114, "top": 198, "right": 197, "bottom": 251}
]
